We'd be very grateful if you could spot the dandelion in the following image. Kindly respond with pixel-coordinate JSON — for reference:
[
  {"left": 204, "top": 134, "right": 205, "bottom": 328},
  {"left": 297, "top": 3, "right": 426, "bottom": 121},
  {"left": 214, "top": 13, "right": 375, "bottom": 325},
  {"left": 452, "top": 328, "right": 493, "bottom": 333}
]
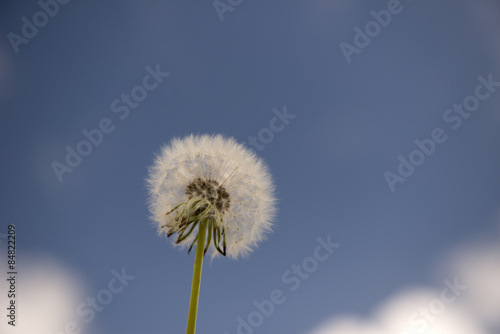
[{"left": 146, "top": 134, "right": 276, "bottom": 334}]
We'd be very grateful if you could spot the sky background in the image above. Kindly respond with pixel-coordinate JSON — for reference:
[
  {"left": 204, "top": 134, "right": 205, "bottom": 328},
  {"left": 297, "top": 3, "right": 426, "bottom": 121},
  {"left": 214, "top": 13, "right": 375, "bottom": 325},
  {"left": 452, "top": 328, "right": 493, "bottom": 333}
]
[{"left": 1, "top": 1, "right": 500, "bottom": 334}]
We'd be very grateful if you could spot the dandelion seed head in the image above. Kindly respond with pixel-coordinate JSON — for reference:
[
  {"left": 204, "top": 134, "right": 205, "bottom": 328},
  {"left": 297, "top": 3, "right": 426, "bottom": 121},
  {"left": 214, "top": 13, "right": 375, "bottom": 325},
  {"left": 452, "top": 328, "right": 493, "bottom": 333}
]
[{"left": 147, "top": 134, "right": 277, "bottom": 259}]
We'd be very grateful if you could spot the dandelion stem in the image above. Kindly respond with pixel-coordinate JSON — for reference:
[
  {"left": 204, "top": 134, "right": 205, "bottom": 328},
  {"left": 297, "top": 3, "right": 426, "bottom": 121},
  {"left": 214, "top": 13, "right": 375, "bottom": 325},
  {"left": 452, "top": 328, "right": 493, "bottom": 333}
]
[{"left": 186, "top": 219, "right": 207, "bottom": 334}]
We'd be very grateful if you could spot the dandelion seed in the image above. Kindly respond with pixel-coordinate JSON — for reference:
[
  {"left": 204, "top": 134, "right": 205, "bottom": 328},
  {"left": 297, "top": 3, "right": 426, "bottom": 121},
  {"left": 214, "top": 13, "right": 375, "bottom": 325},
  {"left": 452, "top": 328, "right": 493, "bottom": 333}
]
[
  {"left": 146, "top": 134, "right": 277, "bottom": 334},
  {"left": 147, "top": 133, "right": 276, "bottom": 259}
]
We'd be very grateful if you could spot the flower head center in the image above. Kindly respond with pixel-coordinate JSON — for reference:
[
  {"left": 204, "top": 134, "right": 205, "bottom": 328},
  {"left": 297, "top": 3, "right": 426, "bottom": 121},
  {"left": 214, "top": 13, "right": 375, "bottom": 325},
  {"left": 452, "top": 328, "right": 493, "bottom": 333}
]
[{"left": 185, "top": 178, "right": 230, "bottom": 214}]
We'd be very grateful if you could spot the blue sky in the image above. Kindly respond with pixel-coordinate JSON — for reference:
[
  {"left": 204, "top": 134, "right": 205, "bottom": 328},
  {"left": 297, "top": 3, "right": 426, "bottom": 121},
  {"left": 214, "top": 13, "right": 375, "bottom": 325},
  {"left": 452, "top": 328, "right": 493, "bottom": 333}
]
[{"left": 1, "top": 1, "right": 500, "bottom": 334}]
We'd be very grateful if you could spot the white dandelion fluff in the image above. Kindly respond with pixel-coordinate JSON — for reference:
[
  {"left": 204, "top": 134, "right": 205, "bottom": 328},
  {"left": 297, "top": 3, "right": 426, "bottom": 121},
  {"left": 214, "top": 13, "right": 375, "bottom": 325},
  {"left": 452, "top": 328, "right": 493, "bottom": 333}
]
[{"left": 147, "top": 134, "right": 276, "bottom": 259}]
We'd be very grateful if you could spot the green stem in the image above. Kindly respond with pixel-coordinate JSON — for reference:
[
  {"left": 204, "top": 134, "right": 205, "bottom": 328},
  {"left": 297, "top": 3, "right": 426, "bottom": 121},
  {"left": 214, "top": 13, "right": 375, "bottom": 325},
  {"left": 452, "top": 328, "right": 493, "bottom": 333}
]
[{"left": 186, "top": 220, "right": 207, "bottom": 334}]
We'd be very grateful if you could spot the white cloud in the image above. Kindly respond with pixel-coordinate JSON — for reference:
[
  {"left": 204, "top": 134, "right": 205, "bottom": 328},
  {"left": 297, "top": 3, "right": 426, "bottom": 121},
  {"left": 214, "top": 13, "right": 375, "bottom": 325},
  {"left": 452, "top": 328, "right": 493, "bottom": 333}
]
[
  {"left": 0, "top": 256, "right": 86, "bottom": 334},
  {"left": 309, "top": 232, "right": 500, "bottom": 334},
  {"left": 449, "top": 243, "right": 500, "bottom": 327},
  {"left": 309, "top": 288, "right": 488, "bottom": 334}
]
